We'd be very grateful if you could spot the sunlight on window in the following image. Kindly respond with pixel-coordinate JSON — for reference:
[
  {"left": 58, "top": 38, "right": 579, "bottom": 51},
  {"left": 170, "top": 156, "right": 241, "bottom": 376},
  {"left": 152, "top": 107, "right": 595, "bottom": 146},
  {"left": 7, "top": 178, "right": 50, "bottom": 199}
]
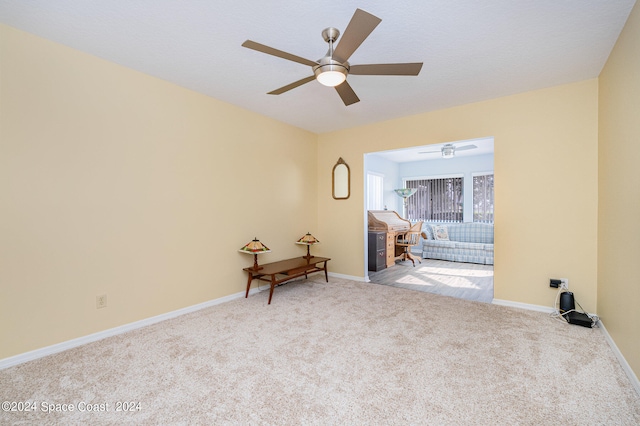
[{"left": 367, "top": 173, "right": 384, "bottom": 210}]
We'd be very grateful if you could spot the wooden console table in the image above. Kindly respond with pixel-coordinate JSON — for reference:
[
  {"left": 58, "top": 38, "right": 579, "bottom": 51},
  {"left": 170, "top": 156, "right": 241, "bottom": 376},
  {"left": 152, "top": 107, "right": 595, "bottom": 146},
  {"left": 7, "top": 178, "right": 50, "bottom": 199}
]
[{"left": 244, "top": 257, "right": 330, "bottom": 304}]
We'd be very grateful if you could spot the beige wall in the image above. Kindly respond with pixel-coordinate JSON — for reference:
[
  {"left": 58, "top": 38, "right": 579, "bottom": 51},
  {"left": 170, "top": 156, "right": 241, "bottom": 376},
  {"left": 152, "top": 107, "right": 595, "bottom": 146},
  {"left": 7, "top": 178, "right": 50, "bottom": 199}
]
[
  {"left": 0, "top": 25, "right": 317, "bottom": 359},
  {"left": 317, "top": 80, "right": 599, "bottom": 311},
  {"left": 598, "top": 2, "right": 640, "bottom": 378}
]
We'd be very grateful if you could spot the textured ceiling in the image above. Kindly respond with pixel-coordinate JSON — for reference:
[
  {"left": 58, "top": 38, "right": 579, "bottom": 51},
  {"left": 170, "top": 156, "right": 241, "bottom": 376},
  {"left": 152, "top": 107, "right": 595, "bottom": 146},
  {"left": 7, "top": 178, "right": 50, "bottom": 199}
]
[{"left": 0, "top": 0, "right": 635, "bottom": 134}]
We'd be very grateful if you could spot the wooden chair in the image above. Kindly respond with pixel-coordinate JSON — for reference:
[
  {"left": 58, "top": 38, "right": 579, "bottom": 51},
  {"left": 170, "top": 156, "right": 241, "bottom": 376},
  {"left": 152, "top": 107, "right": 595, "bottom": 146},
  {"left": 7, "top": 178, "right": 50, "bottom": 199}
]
[{"left": 395, "top": 221, "right": 423, "bottom": 266}]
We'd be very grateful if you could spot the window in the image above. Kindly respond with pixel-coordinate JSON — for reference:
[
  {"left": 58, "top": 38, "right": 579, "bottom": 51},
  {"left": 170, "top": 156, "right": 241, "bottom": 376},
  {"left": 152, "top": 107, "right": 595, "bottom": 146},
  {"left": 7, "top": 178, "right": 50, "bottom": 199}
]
[
  {"left": 367, "top": 172, "right": 384, "bottom": 210},
  {"left": 473, "top": 174, "right": 494, "bottom": 223},
  {"left": 405, "top": 176, "right": 463, "bottom": 222}
]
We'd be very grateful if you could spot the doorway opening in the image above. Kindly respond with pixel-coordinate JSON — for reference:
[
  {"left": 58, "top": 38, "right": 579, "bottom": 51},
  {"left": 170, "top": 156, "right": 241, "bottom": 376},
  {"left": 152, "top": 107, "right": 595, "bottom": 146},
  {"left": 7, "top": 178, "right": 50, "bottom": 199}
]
[{"left": 363, "top": 137, "right": 494, "bottom": 303}]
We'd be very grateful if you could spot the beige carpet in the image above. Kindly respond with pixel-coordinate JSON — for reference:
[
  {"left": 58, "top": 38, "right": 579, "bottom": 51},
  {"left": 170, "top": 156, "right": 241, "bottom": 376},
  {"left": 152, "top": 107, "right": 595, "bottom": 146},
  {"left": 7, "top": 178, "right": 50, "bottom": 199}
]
[{"left": 1, "top": 277, "right": 639, "bottom": 425}]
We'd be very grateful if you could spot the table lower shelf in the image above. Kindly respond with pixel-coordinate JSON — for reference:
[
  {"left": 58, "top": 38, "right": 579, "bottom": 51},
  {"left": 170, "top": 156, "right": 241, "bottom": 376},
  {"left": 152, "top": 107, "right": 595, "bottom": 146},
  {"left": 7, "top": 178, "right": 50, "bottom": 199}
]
[{"left": 243, "top": 256, "right": 330, "bottom": 304}]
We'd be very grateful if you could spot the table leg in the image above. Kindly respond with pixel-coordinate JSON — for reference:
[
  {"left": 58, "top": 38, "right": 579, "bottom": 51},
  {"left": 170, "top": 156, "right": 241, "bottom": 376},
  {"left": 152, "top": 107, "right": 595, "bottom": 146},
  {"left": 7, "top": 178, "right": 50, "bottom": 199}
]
[
  {"left": 268, "top": 274, "right": 276, "bottom": 305},
  {"left": 324, "top": 261, "right": 328, "bottom": 282},
  {"left": 245, "top": 272, "right": 253, "bottom": 298}
]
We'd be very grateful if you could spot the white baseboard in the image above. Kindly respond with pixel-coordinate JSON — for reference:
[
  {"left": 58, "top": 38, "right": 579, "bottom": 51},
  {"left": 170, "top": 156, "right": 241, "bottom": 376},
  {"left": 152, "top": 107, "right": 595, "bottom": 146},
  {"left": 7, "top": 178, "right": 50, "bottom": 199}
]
[
  {"left": 492, "top": 298, "right": 640, "bottom": 397},
  {"left": 492, "top": 298, "right": 555, "bottom": 314},
  {"left": 328, "top": 271, "right": 368, "bottom": 282},
  {"left": 0, "top": 288, "right": 256, "bottom": 370},
  {"left": 7, "top": 287, "right": 637, "bottom": 399},
  {"left": 598, "top": 321, "right": 640, "bottom": 397},
  {"left": 0, "top": 272, "right": 359, "bottom": 370},
  {"left": 250, "top": 271, "right": 366, "bottom": 286}
]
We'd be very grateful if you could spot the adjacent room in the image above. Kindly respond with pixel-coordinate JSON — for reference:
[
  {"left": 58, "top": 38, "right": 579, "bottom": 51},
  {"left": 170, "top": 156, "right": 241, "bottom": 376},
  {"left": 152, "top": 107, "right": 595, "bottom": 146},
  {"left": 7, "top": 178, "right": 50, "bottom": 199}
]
[
  {"left": 1, "top": 1, "right": 639, "bottom": 423},
  {"left": 365, "top": 138, "right": 494, "bottom": 303}
]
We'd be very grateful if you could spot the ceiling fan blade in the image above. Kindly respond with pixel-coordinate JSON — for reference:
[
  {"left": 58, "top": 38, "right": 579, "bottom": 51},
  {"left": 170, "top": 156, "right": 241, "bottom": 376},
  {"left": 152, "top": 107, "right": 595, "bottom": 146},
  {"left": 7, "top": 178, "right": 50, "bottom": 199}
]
[
  {"left": 242, "top": 40, "right": 318, "bottom": 67},
  {"left": 418, "top": 150, "right": 440, "bottom": 154},
  {"left": 349, "top": 63, "right": 423, "bottom": 76},
  {"left": 455, "top": 144, "right": 478, "bottom": 151},
  {"left": 335, "top": 81, "right": 360, "bottom": 106},
  {"left": 268, "top": 75, "right": 316, "bottom": 95},
  {"left": 333, "top": 9, "right": 381, "bottom": 63}
]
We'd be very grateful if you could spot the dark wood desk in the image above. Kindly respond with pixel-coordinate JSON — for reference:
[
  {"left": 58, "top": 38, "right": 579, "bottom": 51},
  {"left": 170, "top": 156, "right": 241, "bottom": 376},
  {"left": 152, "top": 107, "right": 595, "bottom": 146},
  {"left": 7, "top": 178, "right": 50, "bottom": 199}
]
[{"left": 244, "top": 257, "right": 330, "bottom": 304}]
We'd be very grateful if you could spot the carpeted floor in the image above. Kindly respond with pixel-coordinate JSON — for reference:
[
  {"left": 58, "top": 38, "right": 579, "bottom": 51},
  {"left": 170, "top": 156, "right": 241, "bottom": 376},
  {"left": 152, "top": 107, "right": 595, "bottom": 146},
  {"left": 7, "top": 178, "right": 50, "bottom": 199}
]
[{"left": 1, "top": 277, "right": 639, "bottom": 425}]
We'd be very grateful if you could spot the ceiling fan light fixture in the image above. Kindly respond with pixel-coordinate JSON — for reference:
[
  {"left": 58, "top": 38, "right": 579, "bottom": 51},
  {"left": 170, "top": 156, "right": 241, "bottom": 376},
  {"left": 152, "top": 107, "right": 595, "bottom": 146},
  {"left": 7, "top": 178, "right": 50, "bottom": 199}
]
[
  {"left": 242, "top": 9, "right": 422, "bottom": 106},
  {"left": 441, "top": 144, "right": 455, "bottom": 158},
  {"left": 314, "top": 63, "right": 348, "bottom": 87}
]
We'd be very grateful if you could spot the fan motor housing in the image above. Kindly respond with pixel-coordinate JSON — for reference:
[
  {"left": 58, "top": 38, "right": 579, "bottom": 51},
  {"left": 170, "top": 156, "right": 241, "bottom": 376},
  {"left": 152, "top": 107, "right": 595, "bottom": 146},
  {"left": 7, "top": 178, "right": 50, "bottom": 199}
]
[{"left": 313, "top": 57, "right": 350, "bottom": 77}]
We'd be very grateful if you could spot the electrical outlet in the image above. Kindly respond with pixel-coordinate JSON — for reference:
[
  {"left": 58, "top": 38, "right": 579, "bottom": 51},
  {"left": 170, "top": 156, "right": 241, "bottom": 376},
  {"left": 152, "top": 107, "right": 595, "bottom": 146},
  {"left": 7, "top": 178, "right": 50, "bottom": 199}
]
[
  {"left": 96, "top": 294, "right": 107, "bottom": 309},
  {"left": 550, "top": 278, "right": 569, "bottom": 289}
]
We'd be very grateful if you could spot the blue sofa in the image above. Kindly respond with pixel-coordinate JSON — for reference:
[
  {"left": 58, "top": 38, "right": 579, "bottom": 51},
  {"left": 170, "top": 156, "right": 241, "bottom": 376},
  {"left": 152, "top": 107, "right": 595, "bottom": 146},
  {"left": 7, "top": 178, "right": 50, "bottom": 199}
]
[{"left": 421, "top": 222, "right": 494, "bottom": 265}]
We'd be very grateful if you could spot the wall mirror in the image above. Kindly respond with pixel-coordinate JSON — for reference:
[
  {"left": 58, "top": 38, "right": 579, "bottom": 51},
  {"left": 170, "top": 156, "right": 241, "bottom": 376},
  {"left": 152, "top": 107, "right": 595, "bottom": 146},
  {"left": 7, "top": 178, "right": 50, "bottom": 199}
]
[{"left": 332, "top": 157, "right": 350, "bottom": 200}]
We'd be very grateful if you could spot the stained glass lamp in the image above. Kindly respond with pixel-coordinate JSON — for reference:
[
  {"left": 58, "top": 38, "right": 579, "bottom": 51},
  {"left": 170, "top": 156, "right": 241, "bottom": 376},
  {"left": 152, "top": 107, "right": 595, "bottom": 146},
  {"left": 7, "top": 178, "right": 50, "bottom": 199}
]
[
  {"left": 239, "top": 238, "right": 271, "bottom": 271},
  {"left": 295, "top": 232, "right": 320, "bottom": 260}
]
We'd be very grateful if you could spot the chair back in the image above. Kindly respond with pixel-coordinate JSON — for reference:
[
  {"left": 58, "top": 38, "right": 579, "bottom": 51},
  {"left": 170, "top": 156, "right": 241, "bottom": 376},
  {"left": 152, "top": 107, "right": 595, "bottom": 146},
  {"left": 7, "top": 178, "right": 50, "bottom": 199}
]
[{"left": 397, "top": 221, "right": 423, "bottom": 246}]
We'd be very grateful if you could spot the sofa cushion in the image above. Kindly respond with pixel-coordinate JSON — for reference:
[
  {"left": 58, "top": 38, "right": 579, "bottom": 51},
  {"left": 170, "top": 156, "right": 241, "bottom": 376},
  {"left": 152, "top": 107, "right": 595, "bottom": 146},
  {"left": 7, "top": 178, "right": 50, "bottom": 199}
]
[
  {"left": 454, "top": 241, "right": 482, "bottom": 250},
  {"left": 432, "top": 225, "right": 450, "bottom": 241},
  {"left": 423, "top": 223, "right": 494, "bottom": 242},
  {"left": 423, "top": 240, "right": 456, "bottom": 249},
  {"left": 422, "top": 224, "right": 434, "bottom": 240},
  {"left": 447, "top": 223, "right": 493, "bottom": 244}
]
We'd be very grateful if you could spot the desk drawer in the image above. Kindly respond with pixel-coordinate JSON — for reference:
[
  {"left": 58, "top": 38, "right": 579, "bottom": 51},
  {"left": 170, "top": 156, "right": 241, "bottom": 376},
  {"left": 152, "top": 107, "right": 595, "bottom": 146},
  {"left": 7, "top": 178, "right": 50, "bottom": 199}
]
[
  {"left": 386, "top": 233, "right": 396, "bottom": 268},
  {"left": 368, "top": 232, "right": 386, "bottom": 272}
]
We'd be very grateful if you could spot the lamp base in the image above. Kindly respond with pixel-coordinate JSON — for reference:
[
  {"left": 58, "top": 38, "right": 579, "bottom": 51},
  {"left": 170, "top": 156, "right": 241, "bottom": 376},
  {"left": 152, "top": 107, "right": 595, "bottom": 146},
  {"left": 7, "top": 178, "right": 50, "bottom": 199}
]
[
  {"left": 303, "top": 245, "right": 314, "bottom": 260},
  {"left": 252, "top": 254, "right": 263, "bottom": 271}
]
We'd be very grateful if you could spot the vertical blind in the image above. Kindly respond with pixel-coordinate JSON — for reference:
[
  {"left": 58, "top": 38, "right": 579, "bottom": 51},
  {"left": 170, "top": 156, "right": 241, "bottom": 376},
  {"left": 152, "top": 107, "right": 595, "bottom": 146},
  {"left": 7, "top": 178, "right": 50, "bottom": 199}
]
[
  {"left": 405, "top": 177, "right": 463, "bottom": 222},
  {"left": 367, "top": 173, "right": 384, "bottom": 210},
  {"left": 473, "top": 174, "right": 494, "bottom": 223}
]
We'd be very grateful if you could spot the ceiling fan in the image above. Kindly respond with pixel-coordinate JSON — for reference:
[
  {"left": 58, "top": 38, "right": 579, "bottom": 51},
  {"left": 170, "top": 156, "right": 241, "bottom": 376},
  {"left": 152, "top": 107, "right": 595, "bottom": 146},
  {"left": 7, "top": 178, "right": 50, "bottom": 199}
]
[
  {"left": 241, "top": 8, "right": 423, "bottom": 106},
  {"left": 419, "top": 143, "right": 478, "bottom": 159}
]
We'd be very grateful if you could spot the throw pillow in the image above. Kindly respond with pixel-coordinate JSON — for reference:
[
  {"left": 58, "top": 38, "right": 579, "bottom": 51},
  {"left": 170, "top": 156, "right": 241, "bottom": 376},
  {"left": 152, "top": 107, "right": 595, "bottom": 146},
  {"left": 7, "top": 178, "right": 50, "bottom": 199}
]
[
  {"left": 432, "top": 225, "right": 450, "bottom": 241},
  {"left": 423, "top": 224, "right": 434, "bottom": 240}
]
